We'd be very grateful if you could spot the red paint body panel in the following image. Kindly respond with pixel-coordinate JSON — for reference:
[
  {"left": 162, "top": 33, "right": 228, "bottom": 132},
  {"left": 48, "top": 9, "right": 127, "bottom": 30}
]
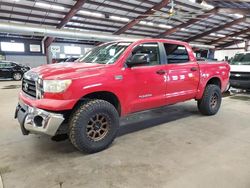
[
  {"left": 19, "top": 92, "right": 76, "bottom": 111},
  {"left": 18, "top": 39, "right": 230, "bottom": 116}
]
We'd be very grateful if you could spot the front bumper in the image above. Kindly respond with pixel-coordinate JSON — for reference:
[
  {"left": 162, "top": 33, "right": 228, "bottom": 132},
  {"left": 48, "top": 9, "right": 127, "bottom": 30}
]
[
  {"left": 19, "top": 91, "right": 76, "bottom": 111},
  {"left": 15, "top": 101, "right": 65, "bottom": 136}
]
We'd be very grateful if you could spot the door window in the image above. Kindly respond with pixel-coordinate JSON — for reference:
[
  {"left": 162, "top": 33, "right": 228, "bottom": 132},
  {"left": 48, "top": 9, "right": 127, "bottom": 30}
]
[
  {"left": 131, "top": 43, "right": 160, "bottom": 66},
  {"left": 0, "top": 62, "right": 15, "bottom": 68},
  {"left": 4, "top": 63, "right": 13, "bottom": 68},
  {"left": 163, "top": 44, "right": 189, "bottom": 64},
  {"left": 0, "top": 63, "right": 8, "bottom": 68}
]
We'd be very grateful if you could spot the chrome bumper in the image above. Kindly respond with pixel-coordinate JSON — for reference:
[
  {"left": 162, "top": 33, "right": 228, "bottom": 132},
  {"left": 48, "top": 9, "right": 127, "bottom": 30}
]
[{"left": 15, "top": 102, "right": 65, "bottom": 136}]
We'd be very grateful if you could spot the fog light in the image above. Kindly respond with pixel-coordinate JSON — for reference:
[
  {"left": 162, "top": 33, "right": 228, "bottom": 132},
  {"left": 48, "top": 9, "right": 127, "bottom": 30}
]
[{"left": 33, "top": 115, "right": 44, "bottom": 127}]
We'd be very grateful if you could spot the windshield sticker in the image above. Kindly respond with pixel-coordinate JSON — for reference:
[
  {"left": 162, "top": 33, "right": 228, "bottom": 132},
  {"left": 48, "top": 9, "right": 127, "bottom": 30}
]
[{"left": 109, "top": 49, "right": 116, "bottom": 56}]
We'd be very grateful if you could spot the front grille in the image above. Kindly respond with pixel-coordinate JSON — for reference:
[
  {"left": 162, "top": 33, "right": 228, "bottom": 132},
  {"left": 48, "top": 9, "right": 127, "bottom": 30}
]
[
  {"left": 230, "top": 72, "right": 250, "bottom": 81},
  {"left": 22, "top": 78, "right": 37, "bottom": 98}
]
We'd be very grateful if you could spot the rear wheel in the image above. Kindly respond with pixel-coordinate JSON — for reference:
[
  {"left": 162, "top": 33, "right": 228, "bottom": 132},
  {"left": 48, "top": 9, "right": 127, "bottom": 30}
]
[
  {"left": 69, "top": 100, "right": 119, "bottom": 153},
  {"left": 13, "top": 72, "right": 22, "bottom": 81},
  {"left": 198, "top": 84, "right": 222, "bottom": 116}
]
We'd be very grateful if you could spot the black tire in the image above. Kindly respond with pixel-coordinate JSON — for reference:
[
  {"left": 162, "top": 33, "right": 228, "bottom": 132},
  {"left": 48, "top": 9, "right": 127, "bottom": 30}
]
[
  {"left": 69, "top": 100, "right": 119, "bottom": 153},
  {"left": 13, "top": 72, "right": 22, "bottom": 81},
  {"left": 198, "top": 84, "right": 222, "bottom": 116}
]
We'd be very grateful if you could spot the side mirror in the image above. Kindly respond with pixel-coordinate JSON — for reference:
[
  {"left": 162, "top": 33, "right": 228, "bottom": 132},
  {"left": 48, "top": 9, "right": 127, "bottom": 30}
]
[{"left": 126, "top": 54, "right": 150, "bottom": 67}]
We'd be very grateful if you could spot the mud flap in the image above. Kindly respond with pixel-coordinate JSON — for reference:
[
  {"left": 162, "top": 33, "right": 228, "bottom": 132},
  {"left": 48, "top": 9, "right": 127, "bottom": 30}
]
[{"left": 15, "top": 104, "right": 29, "bottom": 135}]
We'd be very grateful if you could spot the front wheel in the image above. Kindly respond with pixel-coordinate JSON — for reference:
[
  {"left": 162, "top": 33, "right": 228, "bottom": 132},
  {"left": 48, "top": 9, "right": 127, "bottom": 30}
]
[
  {"left": 13, "top": 72, "right": 22, "bottom": 81},
  {"left": 69, "top": 100, "right": 119, "bottom": 153},
  {"left": 198, "top": 84, "right": 222, "bottom": 116}
]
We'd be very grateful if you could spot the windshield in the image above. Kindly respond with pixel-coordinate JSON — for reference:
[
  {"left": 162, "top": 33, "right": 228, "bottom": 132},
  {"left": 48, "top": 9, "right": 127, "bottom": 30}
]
[
  {"left": 78, "top": 42, "right": 131, "bottom": 64},
  {"left": 230, "top": 53, "right": 250, "bottom": 65}
]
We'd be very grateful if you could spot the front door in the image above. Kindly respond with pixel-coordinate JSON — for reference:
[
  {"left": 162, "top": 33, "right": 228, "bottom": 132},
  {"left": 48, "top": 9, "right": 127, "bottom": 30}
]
[{"left": 123, "top": 42, "right": 167, "bottom": 113}]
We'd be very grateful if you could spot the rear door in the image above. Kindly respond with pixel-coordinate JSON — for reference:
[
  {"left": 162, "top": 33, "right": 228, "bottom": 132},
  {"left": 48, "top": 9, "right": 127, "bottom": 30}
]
[
  {"left": 163, "top": 43, "right": 200, "bottom": 103},
  {"left": 123, "top": 42, "right": 168, "bottom": 112}
]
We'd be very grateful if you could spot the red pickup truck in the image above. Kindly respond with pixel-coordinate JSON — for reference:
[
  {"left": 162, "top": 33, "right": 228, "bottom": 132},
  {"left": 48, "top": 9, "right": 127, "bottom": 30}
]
[{"left": 15, "top": 39, "right": 230, "bottom": 153}]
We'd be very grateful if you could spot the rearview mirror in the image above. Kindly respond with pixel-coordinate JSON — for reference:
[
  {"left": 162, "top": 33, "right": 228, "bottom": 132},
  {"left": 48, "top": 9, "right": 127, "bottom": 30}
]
[{"left": 126, "top": 54, "right": 150, "bottom": 67}]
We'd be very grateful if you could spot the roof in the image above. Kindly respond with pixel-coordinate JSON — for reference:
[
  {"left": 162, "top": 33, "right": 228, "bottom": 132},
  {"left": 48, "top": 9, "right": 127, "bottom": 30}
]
[
  {"left": 131, "top": 38, "right": 191, "bottom": 46},
  {"left": 0, "top": 0, "right": 249, "bottom": 49},
  {"left": 208, "top": 0, "right": 250, "bottom": 9},
  {"left": 0, "top": 60, "right": 12, "bottom": 63}
]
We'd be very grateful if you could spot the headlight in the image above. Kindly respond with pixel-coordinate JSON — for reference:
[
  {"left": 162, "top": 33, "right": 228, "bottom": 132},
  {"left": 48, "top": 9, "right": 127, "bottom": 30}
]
[{"left": 43, "top": 80, "right": 72, "bottom": 93}]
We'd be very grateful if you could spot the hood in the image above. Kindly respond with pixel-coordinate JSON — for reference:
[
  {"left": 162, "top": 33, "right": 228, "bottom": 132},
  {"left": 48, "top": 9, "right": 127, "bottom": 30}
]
[
  {"left": 230, "top": 65, "right": 250, "bottom": 73},
  {"left": 31, "top": 62, "right": 106, "bottom": 80}
]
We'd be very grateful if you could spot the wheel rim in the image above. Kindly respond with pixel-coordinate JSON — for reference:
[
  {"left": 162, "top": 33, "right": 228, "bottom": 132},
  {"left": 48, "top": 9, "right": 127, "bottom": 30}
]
[
  {"left": 14, "top": 73, "right": 21, "bottom": 80},
  {"left": 86, "top": 114, "right": 110, "bottom": 142},
  {"left": 210, "top": 93, "right": 218, "bottom": 109}
]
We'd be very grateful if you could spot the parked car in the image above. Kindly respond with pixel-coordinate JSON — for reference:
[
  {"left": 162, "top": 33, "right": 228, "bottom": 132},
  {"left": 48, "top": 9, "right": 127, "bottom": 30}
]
[
  {"left": 229, "top": 52, "right": 250, "bottom": 90},
  {"left": 0, "top": 61, "right": 30, "bottom": 80},
  {"left": 15, "top": 39, "right": 230, "bottom": 153}
]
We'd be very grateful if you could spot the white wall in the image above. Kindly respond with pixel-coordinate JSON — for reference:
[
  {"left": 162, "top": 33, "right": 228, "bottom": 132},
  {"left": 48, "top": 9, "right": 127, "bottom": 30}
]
[
  {"left": 215, "top": 42, "right": 250, "bottom": 61},
  {"left": 215, "top": 49, "right": 245, "bottom": 61},
  {"left": 49, "top": 42, "right": 94, "bottom": 61},
  {"left": 5, "top": 42, "right": 94, "bottom": 66},
  {"left": 6, "top": 55, "right": 46, "bottom": 68}
]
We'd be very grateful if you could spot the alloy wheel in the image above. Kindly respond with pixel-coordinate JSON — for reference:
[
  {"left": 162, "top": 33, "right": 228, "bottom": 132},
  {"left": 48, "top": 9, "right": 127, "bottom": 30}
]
[{"left": 86, "top": 114, "right": 110, "bottom": 142}]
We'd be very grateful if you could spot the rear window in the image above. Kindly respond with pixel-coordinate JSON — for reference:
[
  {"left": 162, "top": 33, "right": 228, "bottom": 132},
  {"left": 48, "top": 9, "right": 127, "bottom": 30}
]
[{"left": 163, "top": 44, "right": 190, "bottom": 64}]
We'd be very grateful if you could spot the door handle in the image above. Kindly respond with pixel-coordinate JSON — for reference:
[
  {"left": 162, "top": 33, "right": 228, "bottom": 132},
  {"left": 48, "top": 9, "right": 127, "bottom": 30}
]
[
  {"left": 190, "top": 67, "right": 198, "bottom": 71},
  {"left": 156, "top": 70, "right": 166, "bottom": 75}
]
